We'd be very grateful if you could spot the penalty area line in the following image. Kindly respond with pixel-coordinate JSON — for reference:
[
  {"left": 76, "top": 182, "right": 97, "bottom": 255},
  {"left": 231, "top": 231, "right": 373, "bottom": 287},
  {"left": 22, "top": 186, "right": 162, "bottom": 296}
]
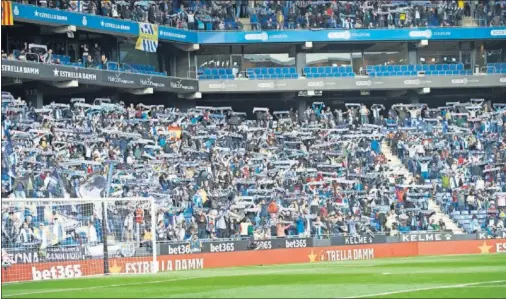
[{"left": 342, "top": 280, "right": 506, "bottom": 298}]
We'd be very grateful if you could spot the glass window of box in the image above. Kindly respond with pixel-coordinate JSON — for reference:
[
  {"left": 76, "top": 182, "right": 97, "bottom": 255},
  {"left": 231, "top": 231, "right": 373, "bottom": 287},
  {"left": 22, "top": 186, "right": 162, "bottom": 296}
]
[
  {"left": 363, "top": 43, "right": 408, "bottom": 66},
  {"left": 417, "top": 42, "right": 460, "bottom": 66},
  {"left": 243, "top": 54, "right": 295, "bottom": 69},
  {"left": 305, "top": 53, "right": 351, "bottom": 67}
]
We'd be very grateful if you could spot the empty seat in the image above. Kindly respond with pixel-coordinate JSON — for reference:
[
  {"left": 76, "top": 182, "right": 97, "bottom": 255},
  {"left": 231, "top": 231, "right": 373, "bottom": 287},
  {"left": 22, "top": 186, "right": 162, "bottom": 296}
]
[
  {"left": 449, "top": 64, "right": 456, "bottom": 71},
  {"left": 345, "top": 66, "right": 352, "bottom": 73},
  {"left": 324, "top": 66, "right": 331, "bottom": 74},
  {"left": 394, "top": 65, "right": 401, "bottom": 72},
  {"left": 303, "top": 67, "right": 310, "bottom": 74},
  {"left": 310, "top": 67, "right": 317, "bottom": 74}
]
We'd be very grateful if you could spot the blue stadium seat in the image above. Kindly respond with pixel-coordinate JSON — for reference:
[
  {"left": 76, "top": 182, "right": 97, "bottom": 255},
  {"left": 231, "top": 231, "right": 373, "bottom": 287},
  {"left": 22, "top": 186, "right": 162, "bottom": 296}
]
[
  {"left": 256, "top": 74, "right": 263, "bottom": 79},
  {"left": 268, "top": 68, "right": 274, "bottom": 75},
  {"left": 415, "top": 65, "right": 422, "bottom": 72},
  {"left": 347, "top": 72, "right": 355, "bottom": 77},
  {"left": 275, "top": 68, "right": 282, "bottom": 75},
  {"left": 289, "top": 67, "right": 296, "bottom": 74},
  {"left": 345, "top": 66, "right": 352, "bottom": 73},
  {"left": 436, "top": 64, "right": 443, "bottom": 71},
  {"left": 331, "top": 66, "right": 339, "bottom": 73},
  {"left": 394, "top": 65, "right": 401, "bottom": 72},
  {"left": 449, "top": 64, "right": 456, "bottom": 71},
  {"left": 212, "top": 75, "right": 219, "bottom": 80},
  {"left": 452, "top": 70, "right": 459, "bottom": 75},
  {"left": 369, "top": 72, "right": 376, "bottom": 77},
  {"left": 338, "top": 66, "right": 346, "bottom": 73},
  {"left": 260, "top": 68, "right": 267, "bottom": 75},
  {"left": 317, "top": 66, "right": 325, "bottom": 74},
  {"left": 325, "top": 73, "right": 333, "bottom": 78},
  {"left": 334, "top": 73, "right": 341, "bottom": 77},
  {"left": 456, "top": 64, "right": 464, "bottom": 70},
  {"left": 380, "top": 65, "right": 387, "bottom": 72},
  {"left": 226, "top": 68, "right": 233, "bottom": 75},
  {"left": 387, "top": 65, "right": 394, "bottom": 72},
  {"left": 291, "top": 73, "right": 298, "bottom": 79},
  {"left": 211, "top": 69, "right": 218, "bottom": 76},
  {"left": 374, "top": 65, "right": 380, "bottom": 72},
  {"left": 310, "top": 67, "right": 317, "bottom": 74},
  {"left": 303, "top": 67, "right": 310, "bottom": 74},
  {"left": 438, "top": 70, "right": 446, "bottom": 75},
  {"left": 428, "top": 64, "right": 435, "bottom": 71},
  {"left": 442, "top": 64, "right": 449, "bottom": 71},
  {"left": 227, "top": 74, "right": 234, "bottom": 79},
  {"left": 487, "top": 66, "right": 495, "bottom": 73},
  {"left": 282, "top": 68, "right": 290, "bottom": 74},
  {"left": 324, "top": 66, "right": 331, "bottom": 74},
  {"left": 401, "top": 65, "right": 408, "bottom": 72}
]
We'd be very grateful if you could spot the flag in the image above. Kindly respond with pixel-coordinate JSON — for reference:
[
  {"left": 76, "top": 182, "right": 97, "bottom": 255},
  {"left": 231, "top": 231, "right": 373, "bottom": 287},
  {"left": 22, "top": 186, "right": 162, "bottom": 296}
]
[
  {"left": 135, "top": 23, "right": 158, "bottom": 53},
  {"left": 2, "top": 1, "right": 14, "bottom": 26}
]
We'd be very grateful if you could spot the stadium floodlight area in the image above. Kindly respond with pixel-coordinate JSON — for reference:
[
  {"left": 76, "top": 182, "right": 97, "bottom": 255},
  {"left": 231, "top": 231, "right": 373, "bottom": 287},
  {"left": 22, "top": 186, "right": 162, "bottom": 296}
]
[{"left": 1, "top": 197, "right": 157, "bottom": 283}]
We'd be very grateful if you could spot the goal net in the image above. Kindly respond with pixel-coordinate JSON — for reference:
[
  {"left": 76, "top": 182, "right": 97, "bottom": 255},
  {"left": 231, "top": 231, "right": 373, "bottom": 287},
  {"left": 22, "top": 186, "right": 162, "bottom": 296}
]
[{"left": 1, "top": 198, "right": 157, "bottom": 283}]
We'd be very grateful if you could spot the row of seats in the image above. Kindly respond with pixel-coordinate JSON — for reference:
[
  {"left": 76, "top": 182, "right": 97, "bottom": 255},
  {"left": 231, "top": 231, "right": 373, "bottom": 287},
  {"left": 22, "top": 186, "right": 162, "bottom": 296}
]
[
  {"left": 367, "top": 63, "right": 465, "bottom": 73},
  {"left": 199, "top": 74, "right": 235, "bottom": 80},
  {"left": 306, "top": 72, "right": 355, "bottom": 78},
  {"left": 117, "top": 63, "right": 167, "bottom": 76},
  {"left": 200, "top": 68, "right": 234, "bottom": 76},
  {"left": 249, "top": 73, "right": 299, "bottom": 79},
  {"left": 247, "top": 67, "right": 297, "bottom": 75},
  {"left": 303, "top": 66, "right": 353, "bottom": 75},
  {"left": 369, "top": 70, "right": 473, "bottom": 77},
  {"left": 486, "top": 62, "right": 506, "bottom": 74},
  {"left": 487, "top": 62, "right": 506, "bottom": 69}
]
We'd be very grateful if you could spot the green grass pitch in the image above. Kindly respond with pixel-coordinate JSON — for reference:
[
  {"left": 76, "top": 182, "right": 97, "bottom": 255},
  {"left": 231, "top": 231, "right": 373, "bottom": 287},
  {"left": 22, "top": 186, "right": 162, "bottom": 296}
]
[{"left": 2, "top": 254, "right": 506, "bottom": 298}]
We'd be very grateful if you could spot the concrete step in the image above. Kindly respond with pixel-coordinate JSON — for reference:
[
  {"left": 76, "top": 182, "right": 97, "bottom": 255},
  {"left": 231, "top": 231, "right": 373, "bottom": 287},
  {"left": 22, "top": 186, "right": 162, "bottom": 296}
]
[{"left": 381, "top": 141, "right": 464, "bottom": 234}]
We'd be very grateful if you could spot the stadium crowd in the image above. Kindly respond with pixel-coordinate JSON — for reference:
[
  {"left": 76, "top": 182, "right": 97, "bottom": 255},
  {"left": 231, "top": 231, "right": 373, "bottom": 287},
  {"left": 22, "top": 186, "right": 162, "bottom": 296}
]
[
  {"left": 14, "top": 0, "right": 506, "bottom": 30},
  {"left": 1, "top": 91, "right": 506, "bottom": 250}
]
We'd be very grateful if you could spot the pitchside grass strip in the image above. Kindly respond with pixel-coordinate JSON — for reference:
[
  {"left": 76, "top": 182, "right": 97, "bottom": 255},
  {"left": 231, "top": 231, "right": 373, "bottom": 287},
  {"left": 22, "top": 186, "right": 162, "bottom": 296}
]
[{"left": 2, "top": 254, "right": 506, "bottom": 298}]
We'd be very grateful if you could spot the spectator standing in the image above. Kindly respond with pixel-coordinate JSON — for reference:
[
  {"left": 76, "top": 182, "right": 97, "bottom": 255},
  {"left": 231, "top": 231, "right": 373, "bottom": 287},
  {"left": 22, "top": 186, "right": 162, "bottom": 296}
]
[
  {"left": 100, "top": 55, "right": 108, "bottom": 70},
  {"left": 92, "top": 43, "right": 101, "bottom": 64}
]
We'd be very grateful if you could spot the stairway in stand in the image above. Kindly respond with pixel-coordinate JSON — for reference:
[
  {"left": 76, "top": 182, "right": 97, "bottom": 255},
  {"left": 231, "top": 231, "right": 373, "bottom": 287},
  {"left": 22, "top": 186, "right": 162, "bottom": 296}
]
[{"left": 381, "top": 141, "right": 464, "bottom": 234}]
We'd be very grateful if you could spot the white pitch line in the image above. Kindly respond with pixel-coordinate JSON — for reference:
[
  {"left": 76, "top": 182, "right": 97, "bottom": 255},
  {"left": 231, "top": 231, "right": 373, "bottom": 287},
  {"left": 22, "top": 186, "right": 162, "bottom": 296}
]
[{"left": 342, "top": 280, "right": 506, "bottom": 298}]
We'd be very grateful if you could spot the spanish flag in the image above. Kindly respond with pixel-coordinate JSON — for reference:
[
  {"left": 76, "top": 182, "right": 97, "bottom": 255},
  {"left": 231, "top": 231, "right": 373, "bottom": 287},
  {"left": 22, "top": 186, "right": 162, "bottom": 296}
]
[{"left": 2, "top": 1, "right": 14, "bottom": 26}]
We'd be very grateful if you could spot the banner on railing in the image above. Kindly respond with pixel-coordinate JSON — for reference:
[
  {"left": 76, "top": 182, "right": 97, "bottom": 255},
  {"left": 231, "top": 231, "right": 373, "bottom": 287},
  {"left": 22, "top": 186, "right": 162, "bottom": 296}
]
[
  {"left": 399, "top": 232, "right": 455, "bottom": 242},
  {"left": 476, "top": 231, "right": 506, "bottom": 240},
  {"left": 136, "top": 23, "right": 159, "bottom": 53},
  {"left": 330, "top": 234, "right": 387, "bottom": 246}
]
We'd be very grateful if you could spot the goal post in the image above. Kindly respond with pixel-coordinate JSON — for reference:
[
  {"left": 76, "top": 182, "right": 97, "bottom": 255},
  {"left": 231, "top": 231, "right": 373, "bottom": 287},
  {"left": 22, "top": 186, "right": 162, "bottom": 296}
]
[{"left": 1, "top": 197, "right": 157, "bottom": 283}]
